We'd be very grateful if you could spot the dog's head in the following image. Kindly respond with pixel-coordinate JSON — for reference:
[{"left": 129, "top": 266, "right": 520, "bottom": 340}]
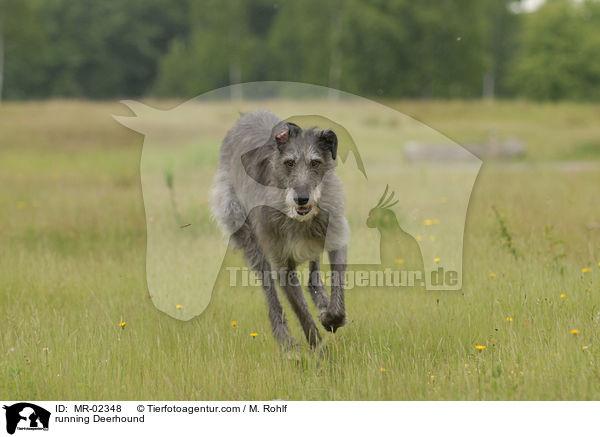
[{"left": 269, "top": 121, "right": 338, "bottom": 221}]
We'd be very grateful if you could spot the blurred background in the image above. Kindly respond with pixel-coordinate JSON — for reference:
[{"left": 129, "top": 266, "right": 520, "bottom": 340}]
[{"left": 0, "top": 0, "right": 599, "bottom": 102}]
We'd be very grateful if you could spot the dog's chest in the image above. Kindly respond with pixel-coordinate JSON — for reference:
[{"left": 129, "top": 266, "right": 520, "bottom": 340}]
[
  {"left": 280, "top": 236, "right": 323, "bottom": 264},
  {"left": 256, "top": 209, "right": 328, "bottom": 265}
]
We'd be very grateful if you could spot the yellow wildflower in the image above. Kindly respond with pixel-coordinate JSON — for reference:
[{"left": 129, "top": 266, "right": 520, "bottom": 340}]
[
  {"left": 380, "top": 367, "right": 386, "bottom": 373},
  {"left": 582, "top": 267, "right": 590, "bottom": 273},
  {"left": 560, "top": 293, "right": 566, "bottom": 298},
  {"left": 434, "top": 258, "right": 440, "bottom": 263},
  {"left": 119, "top": 322, "right": 126, "bottom": 328},
  {"left": 489, "top": 273, "right": 496, "bottom": 278},
  {"left": 250, "top": 333, "right": 258, "bottom": 337},
  {"left": 394, "top": 258, "right": 404, "bottom": 265},
  {"left": 230, "top": 321, "right": 238, "bottom": 328},
  {"left": 424, "top": 219, "right": 433, "bottom": 226},
  {"left": 416, "top": 235, "right": 423, "bottom": 242},
  {"left": 506, "top": 317, "right": 513, "bottom": 322},
  {"left": 582, "top": 346, "right": 589, "bottom": 351},
  {"left": 175, "top": 304, "right": 182, "bottom": 309},
  {"left": 571, "top": 329, "right": 580, "bottom": 335},
  {"left": 475, "top": 345, "right": 486, "bottom": 351}
]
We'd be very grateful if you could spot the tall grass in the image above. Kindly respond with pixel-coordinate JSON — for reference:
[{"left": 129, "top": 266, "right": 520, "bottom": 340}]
[{"left": 1, "top": 100, "right": 599, "bottom": 400}]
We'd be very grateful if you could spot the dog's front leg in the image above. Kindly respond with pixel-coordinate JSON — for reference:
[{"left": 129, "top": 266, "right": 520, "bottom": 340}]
[
  {"left": 280, "top": 265, "right": 321, "bottom": 349},
  {"left": 232, "top": 224, "right": 296, "bottom": 349},
  {"left": 308, "top": 257, "right": 330, "bottom": 313},
  {"left": 258, "top": 260, "right": 296, "bottom": 349},
  {"left": 320, "top": 247, "right": 347, "bottom": 333}
]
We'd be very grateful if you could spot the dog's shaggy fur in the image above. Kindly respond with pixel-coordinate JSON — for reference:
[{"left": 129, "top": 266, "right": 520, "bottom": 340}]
[{"left": 210, "top": 110, "right": 349, "bottom": 348}]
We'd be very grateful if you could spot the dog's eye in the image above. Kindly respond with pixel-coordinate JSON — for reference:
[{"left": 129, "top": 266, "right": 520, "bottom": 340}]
[
  {"left": 310, "top": 160, "right": 322, "bottom": 168},
  {"left": 284, "top": 160, "right": 295, "bottom": 168}
]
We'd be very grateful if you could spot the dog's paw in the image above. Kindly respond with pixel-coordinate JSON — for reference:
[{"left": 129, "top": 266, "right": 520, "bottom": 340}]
[{"left": 319, "top": 311, "right": 346, "bottom": 333}]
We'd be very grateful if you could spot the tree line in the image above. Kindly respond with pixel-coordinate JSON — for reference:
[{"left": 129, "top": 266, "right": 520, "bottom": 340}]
[{"left": 0, "top": 0, "right": 598, "bottom": 101}]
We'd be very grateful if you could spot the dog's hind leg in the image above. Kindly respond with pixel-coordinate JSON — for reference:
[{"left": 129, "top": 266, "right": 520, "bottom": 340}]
[
  {"left": 280, "top": 265, "right": 321, "bottom": 349},
  {"left": 308, "top": 257, "right": 330, "bottom": 313},
  {"left": 231, "top": 224, "right": 296, "bottom": 349}
]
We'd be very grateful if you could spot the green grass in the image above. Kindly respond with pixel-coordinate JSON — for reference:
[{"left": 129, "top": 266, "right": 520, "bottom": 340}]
[{"left": 1, "top": 99, "right": 599, "bottom": 400}]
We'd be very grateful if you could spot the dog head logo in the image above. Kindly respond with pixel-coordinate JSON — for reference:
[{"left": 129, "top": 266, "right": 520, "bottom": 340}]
[
  {"left": 3, "top": 403, "right": 50, "bottom": 435},
  {"left": 114, "top": 81, "right": 481, "bottom": 321}
]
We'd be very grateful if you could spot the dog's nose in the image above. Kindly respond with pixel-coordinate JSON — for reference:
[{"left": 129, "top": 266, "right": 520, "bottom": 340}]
[{"left": 294, "top": 192, "right": 310, "bottom": 206}]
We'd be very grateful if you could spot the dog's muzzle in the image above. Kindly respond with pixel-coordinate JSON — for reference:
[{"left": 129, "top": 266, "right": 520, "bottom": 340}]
[
  {"left": 286, "top": 187, "right": 320, "bottom": 221},
  {"left": 295, "top": 205, "right": 313, "bottom": 216}
]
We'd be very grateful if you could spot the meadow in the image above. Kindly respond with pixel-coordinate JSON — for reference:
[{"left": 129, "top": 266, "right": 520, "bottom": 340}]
[{"left": 1, "top": 99, "right": 599, "bottom": 400}]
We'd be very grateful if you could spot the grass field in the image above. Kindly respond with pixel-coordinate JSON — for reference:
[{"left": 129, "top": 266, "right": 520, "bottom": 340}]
[{"left": 1, "top": 99, "right": 599, "bottom": 400}]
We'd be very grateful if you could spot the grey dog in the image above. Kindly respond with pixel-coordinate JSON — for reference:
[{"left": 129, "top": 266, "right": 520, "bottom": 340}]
[{"left": 210, "top": 110, "right": 350, "bottom": 348}]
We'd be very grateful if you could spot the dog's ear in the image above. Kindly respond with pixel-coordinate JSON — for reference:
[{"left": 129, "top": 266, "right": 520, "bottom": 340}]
[
  {"left": 317, "top": 129, "right": 338, "bottom": 160},
  {"left": 273, "top": 121, "right": 301, "bottom": 148}
]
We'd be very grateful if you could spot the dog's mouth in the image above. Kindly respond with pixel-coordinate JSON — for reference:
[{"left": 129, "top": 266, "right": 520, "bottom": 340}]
[{"left": 295, "top": 206, "right": 312, "bottom": 216}]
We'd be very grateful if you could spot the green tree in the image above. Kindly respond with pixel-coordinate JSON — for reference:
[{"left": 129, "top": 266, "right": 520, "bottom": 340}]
[
  {"left": 265, "top": 0, "right": 346, "bottom": 93},
  {"left": 340, "top": 0, "right": 490, "bottom": 98},
  {"left": 481, "top": 0, "right": 520, "bottom": 98},
  {"left": 509, "top": 0, "right": 600, "bottom": 101},
  {"left": 42, "top": 0, "right": 191, "bottom": 98},
  {"left": 154, "top": 0, "right": 277, "bottom": 98},
  {"left": 1, "top": 0, "right": 191, "bottom": 99},
  {"left": 0, "top": 0, "right": 47, "bottom": 101}
]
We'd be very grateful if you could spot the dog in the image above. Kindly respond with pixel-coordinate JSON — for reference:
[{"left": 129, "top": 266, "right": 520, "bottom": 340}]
[{"left": 210, "top": 110, "right": 349, "bottom": 349}]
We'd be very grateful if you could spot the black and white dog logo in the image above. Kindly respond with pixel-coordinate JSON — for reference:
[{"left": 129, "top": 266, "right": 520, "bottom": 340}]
[{"left": 3, "top": 403, "right": 50, "bottom": 435}]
